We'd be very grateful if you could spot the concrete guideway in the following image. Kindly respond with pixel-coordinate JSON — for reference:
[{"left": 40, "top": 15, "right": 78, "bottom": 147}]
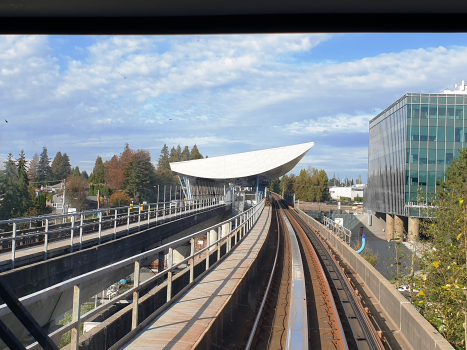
[
  {"left": 0, "top": 199, "right": 223, "bottom": 271},
  {"left": 295, "top": 208, "right": 454, "bottom": 350},
  {"left": 118, "top": 205, "right": 272, "bottom": 349},
  {"left": 0, "top": 204, "right": 230, "bottom": 348},
  {"left": 1, "top": 200, "right": 264, "bottom": 350}
]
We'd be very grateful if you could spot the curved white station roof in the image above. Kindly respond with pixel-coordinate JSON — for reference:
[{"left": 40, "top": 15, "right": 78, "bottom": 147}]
[{"left": 170, "top": 142, "right": 314, "bottom": 180}]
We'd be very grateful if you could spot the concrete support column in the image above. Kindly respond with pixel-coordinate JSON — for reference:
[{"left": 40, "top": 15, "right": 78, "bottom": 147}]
[
  {"left": 209, "top": 229, "right": 217, "bottom": 253},
  {"left": 408, "top": 217, "right": 419, "bottom": 242},
  {"left": 221, "top": 223, "right": 229, "bottom": 238},
  {"left": 386, "top": 213, "right": 394, "bottom": 241},
  {"left": 394, "top": 215, "right": 404, "bottom": 242},
  {"left": 255, "top": 174, "right": 259, "bottom": 204},
  {"left": 173, "top": 245, "right": 190, "bottom": 267}
]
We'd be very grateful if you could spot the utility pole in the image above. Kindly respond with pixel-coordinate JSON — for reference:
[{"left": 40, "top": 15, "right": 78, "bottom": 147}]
[{"left": 97, "top": 189, "right": 100, "bottom": 210}]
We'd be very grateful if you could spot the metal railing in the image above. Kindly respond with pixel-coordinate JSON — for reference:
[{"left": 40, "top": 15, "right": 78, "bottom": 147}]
[
  {"left": 0, "top": 198, "right": 266, "bottom": 350},
  {"left": 323, "top": 216, "right": 352, "bottom": 245},
  {"left": 0, "top": 197, "right": 224, "bottom": 269}
]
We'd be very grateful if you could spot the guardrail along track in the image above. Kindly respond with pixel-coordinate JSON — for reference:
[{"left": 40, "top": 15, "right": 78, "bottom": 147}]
[{"left": 284, "top": 201, "right": 385, "bottom": 350}]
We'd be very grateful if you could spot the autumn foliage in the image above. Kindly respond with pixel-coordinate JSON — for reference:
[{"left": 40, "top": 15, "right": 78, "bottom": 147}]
[{"left": 110, "top": 191, "right": 131, "bottom": 206}]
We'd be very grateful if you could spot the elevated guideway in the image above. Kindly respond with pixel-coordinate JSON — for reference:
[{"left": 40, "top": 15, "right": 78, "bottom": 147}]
[
  {"left": 0, "top": 199, "right": 264, "bottom": 350},
  {"left": 118, "top": 201, "right": 271, "bottom": 349},
  {"left": 0, "top": 198, "right": 223, "bottom": 271},
  {"left": 0, "top": 199, "right": 230, "bottom": 347}
]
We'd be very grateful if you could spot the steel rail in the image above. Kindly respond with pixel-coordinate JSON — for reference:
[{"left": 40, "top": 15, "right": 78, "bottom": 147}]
[
  {"left": 245, "top": 200, "right": 280, "bottom": 350},
  {"left": 283, "top": 205, "right": 348, "bottom": 350},
  {"left": 289, "top": 208, "right": 385, "bottom": 350},
  {"left": 276, "top": 199, "right": 308, "bottom": 350}
]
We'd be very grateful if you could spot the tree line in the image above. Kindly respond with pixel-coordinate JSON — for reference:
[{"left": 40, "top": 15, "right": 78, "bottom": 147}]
[
  {"left": 268, "top": 166, "right": 329, "bottom": 202},
  {"left": 0, "top": 143, "right": 204, "bottom": 220},
  {"left": 87, "top": 143, "right": 204, "bottom": 207},
  {"left": 328, "top": 173, "right": 363, "bottom": 187}
]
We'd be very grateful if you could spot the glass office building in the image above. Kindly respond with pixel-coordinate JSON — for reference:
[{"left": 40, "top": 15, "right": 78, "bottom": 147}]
[{"left": 366, "top": 84, "right": 467, "bottom": 217}]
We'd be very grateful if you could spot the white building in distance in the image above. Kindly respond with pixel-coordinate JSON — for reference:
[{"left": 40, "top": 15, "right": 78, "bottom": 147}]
[{"left": 329, "top": 184, "right": 366, "bottom": 201}]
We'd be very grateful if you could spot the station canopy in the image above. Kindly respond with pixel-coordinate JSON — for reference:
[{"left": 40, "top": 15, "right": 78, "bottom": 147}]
[{"left": 170, "top": 142, "right": 314, "bottom": 187}]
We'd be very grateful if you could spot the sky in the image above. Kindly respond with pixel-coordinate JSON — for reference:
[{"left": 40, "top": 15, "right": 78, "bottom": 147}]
[{"left": 2, "top": 33, "right": 467, "bottom": 182}]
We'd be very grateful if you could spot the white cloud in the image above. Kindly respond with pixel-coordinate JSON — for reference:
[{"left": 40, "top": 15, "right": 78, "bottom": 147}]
[
  {"left": 285, "top": 115, "right": 374, "bottom": 135},
  {"left": 2, "top": 35, "right": 467, "bottom": 180}
]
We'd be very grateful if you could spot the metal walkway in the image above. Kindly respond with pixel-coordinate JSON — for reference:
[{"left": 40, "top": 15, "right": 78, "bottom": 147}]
[
  {"left": 0, "top": 200, "right": 223, "bottom": 270},
  {"left": 119, "top": 205, "right": 272, "bottom": 350}
]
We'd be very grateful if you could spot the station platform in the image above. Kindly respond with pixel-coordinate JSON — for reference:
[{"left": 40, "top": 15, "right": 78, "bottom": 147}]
[{"left": 120, "top": 205, "right": 272, "bottom": 350}]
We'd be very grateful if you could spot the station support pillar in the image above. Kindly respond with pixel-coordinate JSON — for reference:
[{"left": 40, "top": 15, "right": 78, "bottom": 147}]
[
  {"left": 386, "top": 213, "right": 394, "bottom": 241},
  {"left": 255, "top": 175, "right": 259, "bottom": 204},
  {"left": 221, "top": 223, "right": 229, "bottom": 238},
  {"left": 394, "top": 215, "right": 404, "bottom": 242},
  {"left": 173, "top": 245, "right": 190, "bottom": 267},
  {"left": 408, "top": 217, "right": 419, "bottom": 242},
  {"left": 209, "top": 229, "right": 217, "bottom": 253}
]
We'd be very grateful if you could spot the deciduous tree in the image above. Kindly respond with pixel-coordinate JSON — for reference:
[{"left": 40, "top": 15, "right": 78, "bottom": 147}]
[
  {"left": 65, "top": 174, "right": 89, "bottom": 211},
  {"left": 110, "top": 191, "right": 131, "bottom": 206},
  {"left": 409, "top": 148, "right": 467, "bottom": 348},
  {"left": 27, "top": 153, "right": 39, "bottom": 182}
]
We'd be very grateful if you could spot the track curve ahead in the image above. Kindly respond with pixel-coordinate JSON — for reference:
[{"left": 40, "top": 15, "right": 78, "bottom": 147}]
[{"left": 247, "top": 194, "right": 385, "bottom": 350}]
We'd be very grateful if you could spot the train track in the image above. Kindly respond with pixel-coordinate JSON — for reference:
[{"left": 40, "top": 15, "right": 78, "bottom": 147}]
[
  {"left": 247, "top": 194, "right": 385, "bottom": 350},
  {"left": 0, "top": 204, "right": 210, "bottom": 254}
]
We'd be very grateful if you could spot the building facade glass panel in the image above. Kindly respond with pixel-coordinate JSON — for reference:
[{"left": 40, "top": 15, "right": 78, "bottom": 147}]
[{"left": 366, "top": 90, "right": 467, "bottom": 217}]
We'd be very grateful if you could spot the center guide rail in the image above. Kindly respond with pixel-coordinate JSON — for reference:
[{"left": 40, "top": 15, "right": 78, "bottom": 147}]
[{"left": 285, "top": 200, "right": 385, "bottom": 350}]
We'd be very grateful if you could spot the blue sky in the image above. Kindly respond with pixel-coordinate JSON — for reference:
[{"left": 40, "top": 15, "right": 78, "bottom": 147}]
[{"left": 2, "top": 34, "right": 467, "bottom": 183}]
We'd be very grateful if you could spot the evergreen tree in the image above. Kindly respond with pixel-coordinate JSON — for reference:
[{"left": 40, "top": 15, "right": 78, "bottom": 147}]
[
  {"left": 157, "top": 144, "right": 170, "bottom": 171},
  {"left": 169, "top": 146, "right": 179, "bottom": 164},
  {"left": 356, "top": 174, "right": 362, "bottom": 185},
  {"left": 280, "top": 174, "right": 295, "bottom": 196},
  {"left": 268, "top": 178, "right": 280, "bottom": 193},
  {"left": 36, "top": 146, "right": 52, "bottom": 185},
  {"left": 72, "top": 166, "right": 81, "bottom": 177},
  {"left": 190, "top": 144, "right": 203, "bottom": 160},
  {"left": 124, "top": 150, "right": 157, "bottom": 200},
  {"left": 51, "top": 152, "right": 65, "bottom": 180},
  {"left": 89, "top": 156, "right": 106, "bottom": 184},
  {"left": 27, "top": 153, "right": 39, "bottom": 182},
  {"left": 63, "top": 153, "right": 72, "bottom": 177},
  {"left": 176, "top": 145, "right": 182, "bottom": 161},
  {"left": 81, "top": 171, "right": 89, "bottom": 179},
  {"left": 0, "top": 154, "right": 19, "bottom": 219},
  {"left": 294, "top": 169, "right": 309, "bottom": 201},
  {"left": 16, "top": 150, "right": 30, "bottom": 215},
  {"left": 316, "top": 169, "right": 329, "bottom": 201},
  {"left": 180, "top": 146, "right": 190, "bottom": 161}
]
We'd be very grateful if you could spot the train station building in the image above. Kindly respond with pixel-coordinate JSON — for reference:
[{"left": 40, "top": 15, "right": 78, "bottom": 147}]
[
  {"left": 365, "top": 81, "right": 467, "bottom": 240},
  {"left": 170, "top": 142, "right": 315, "bottom": 213}
]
